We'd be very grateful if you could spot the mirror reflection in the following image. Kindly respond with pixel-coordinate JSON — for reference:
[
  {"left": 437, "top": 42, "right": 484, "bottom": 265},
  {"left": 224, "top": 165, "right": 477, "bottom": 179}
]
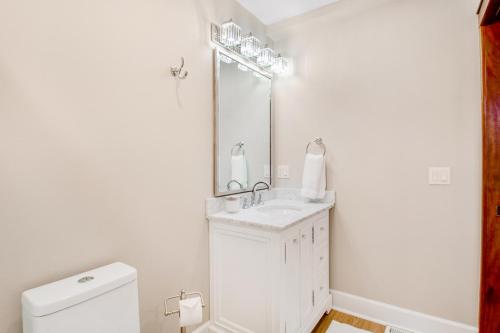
[{"left": 215, "top": 50, "right": 271, "bottom": 196}]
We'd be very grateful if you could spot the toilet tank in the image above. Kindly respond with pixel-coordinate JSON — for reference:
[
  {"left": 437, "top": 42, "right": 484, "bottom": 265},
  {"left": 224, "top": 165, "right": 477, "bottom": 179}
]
[{"left": 22, "top": 262, "right": 140, "bottom": 333}]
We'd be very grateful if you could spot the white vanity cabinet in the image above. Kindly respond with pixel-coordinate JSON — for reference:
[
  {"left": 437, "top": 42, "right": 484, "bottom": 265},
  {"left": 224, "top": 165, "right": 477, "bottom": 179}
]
[{"left": 209, "top": 209, "right": 332, "bottom": 333}]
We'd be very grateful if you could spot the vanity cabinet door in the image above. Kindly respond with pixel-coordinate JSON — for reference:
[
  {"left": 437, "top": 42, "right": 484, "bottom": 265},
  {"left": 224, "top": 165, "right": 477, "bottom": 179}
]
[
  {"left": 282, "top": 229, "right": 301, "bottom": 333},
  {"left": 211, "top": 224, "right": 277, "bottom": 333},
  {"left": 299, "top": 221, "right": 314, "bottom": 326}
]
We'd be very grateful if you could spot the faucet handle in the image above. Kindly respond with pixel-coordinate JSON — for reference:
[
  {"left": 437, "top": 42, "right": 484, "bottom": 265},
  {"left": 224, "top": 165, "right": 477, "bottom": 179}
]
[
  {"left": 257, "top": 193, "right": 264, "bottom": 205},
  {"left": 242, "top": 197, "right": 249, "bottom": 209}
]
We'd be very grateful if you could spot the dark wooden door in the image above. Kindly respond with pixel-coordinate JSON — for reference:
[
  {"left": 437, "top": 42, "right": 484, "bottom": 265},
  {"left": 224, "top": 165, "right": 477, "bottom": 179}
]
[{"left": 480, "top": 21, "right": 500, "bottom": 333}]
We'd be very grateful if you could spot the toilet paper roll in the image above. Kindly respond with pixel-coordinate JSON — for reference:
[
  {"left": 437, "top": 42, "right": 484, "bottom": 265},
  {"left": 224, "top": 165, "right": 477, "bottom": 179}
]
[{"left": 179, "top": 296, "right": 202, "bottom": 327}]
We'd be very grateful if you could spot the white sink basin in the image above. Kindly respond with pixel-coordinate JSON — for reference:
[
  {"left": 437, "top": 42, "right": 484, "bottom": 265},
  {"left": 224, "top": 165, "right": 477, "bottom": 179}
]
[{"left": 256, "top": 205, "right": 303, "bottom": 216}]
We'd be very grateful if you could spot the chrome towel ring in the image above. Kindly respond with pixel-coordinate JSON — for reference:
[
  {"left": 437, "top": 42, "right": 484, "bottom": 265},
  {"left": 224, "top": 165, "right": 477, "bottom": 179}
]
[{"left": 305, "top": 137, "right": 326, "bottom": 156}]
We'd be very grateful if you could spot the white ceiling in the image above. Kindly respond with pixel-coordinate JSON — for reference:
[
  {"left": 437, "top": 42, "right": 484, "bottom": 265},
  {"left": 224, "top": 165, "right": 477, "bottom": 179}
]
[{"left": 235, "top": 0, "right": 340, "bottom": 25}]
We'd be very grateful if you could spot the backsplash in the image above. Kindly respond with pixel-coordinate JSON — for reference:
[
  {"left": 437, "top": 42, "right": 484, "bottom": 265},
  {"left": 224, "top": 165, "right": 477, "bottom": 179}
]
[{"left": 205, "top": 188, "right": 335, "bottom": 217}]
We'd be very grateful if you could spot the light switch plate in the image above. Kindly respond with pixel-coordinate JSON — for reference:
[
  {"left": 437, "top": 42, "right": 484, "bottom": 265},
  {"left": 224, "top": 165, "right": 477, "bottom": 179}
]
[
  {"left": 428, "top": 167, "right": 451, "bottom": 185},
  {"left": 277, "top": 165, "right": 290, "bottom": 179}
]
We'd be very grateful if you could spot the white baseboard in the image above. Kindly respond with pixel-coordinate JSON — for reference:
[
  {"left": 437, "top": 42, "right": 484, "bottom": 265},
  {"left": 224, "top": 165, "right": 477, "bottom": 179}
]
[
  {"left": 191, "top": 321, "right": 211, "bottom": 333},
  {"left": 192, "top": 291, "right": 478, "bottom": 333},
  {"left": 191, "top": 321, "right": 233, "bottom": 333},
  {"left": 331, "top": 289, "right": 478, "bottom": 333}
]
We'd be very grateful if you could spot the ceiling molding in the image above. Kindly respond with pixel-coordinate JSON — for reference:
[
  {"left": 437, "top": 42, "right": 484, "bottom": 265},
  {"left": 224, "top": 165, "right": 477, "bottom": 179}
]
[{"left": 235, "top": 0, "right": 340, "bottom": 25}]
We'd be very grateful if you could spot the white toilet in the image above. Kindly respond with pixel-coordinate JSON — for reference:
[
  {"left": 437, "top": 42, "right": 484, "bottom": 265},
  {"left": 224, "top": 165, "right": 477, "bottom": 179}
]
[{"left": 22, "top": 262, "right": 140, "bottom": 333}]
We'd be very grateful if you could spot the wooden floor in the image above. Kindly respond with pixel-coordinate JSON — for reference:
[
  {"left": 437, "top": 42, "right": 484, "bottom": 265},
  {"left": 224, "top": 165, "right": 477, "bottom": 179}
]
[{"left": 312, "top": 310, "right": 386, "bottom": 333}]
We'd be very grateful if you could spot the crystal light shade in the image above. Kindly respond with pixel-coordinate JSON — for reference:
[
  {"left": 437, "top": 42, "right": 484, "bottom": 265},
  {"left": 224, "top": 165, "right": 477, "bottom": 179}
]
[
  {"left": 257, "top": 47, "right": 274, "bottom": 67},
  {"left": 212, "top": 19, "right": 291, "bottom": 76},
  {"left": 220, "top": 20, "right": 241, "bottom": 47},
  {"left": 272, "top": 55, "right": 288, "bottom": 74},
  {"left": 240, "top": 34, "right": 261, "bottom": 58}
]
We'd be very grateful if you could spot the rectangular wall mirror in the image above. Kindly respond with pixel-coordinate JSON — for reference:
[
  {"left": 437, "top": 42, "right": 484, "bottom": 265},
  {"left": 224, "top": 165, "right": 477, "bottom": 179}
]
[{"left": 214, "top": 49, "right": 272, "bottom": 197}]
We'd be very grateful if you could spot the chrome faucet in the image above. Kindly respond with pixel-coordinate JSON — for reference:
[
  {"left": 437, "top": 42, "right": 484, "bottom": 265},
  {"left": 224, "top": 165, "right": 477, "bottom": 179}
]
[{"left": 250, "top": 181, "right": 270, "bottom": 207}]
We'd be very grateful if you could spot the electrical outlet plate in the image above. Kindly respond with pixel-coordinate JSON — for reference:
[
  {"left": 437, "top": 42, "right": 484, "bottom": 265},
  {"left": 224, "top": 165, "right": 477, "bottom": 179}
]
[
  {"left": 277, "top": 165, "right": 290, "bottom": 179},
  {"left": 428, "top": 167, "right": 451, "bottom": 185}
]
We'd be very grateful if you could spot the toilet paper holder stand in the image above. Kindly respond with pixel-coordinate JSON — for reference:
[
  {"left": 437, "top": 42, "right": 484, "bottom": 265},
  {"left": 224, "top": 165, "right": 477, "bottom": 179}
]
[{"left": 164, "top": 289, "right": 206, "bottom": 333}]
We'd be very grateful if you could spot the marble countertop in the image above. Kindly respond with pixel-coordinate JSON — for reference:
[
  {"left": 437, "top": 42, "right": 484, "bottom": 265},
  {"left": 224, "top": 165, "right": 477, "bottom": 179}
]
[{"left": 207, "top": 197, "right": 334, "bottom": 231}]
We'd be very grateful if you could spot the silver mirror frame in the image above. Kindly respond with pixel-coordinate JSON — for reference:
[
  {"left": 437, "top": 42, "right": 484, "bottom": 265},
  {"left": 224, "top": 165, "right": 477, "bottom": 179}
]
[{"left": 213, "top": 48, "right": 272, "bottom": 197}]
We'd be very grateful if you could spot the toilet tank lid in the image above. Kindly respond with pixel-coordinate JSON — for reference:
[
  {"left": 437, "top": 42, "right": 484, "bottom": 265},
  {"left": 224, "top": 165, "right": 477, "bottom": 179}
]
[{"left": 22, "top": 262, "right": 137, "bottom": 317}]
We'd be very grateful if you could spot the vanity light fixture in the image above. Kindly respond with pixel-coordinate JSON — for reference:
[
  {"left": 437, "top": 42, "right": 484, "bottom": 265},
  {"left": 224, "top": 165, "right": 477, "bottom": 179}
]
[
  {"left": 257, "top": 46, "right": 274, "bottom": 67},
  {"left": 220, "top": 19, "right": 241, "bottom": 47},
  {"left": 211, "top": 20, "right": 291, "bottom": 77},
  {"left": 241, "top": 33, "right": 261, "bottom": 58}
]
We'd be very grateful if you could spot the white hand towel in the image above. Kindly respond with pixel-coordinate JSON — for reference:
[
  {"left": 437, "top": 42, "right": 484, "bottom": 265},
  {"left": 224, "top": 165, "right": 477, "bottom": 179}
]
[
  {"left": 179, "top": 296, "right": 203, "bottom": 327},
  {"left": 231, "top": 155, "right": 248, "bottom": 189},
  {"left": 301, "top": 153, "right": 326, "bottom": 200}
]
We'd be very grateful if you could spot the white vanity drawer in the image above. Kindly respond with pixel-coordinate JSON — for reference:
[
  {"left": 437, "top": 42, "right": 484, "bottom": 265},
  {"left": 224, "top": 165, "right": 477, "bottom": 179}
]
[
  {"left": 314, "top": 242, "right": 329, "bottom": 302},
  {"left": 314, "top": 243, "right": 329, "bottom": 270},
  {"left": 313, "top": 216, "right": 329, "bottom": 246},
  {"left": 315, "top": 267, "right": 329, "bottom": 304}
]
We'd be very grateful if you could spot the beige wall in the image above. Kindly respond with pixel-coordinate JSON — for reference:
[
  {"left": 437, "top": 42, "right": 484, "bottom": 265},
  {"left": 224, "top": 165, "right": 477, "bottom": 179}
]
[
  {"left": 269, "top": 0, "right": 481, "bottom": 326},
  {"left": 0, "top": 0, "right": 482, "bottom": 330},
  {"left": 0, "top": 0, "right": 267, "bottom": 332}
]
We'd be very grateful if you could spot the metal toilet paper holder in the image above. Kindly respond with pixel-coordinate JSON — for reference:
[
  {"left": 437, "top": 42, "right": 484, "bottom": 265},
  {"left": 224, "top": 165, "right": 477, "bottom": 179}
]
[{"left": 164, "top": 289, "right": 206, "bottom": 333}]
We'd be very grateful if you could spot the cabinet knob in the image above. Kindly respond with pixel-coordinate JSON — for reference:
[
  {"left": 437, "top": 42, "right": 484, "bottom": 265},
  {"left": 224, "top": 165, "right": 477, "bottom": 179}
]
[
  {"left": 302, "top": 234, "right": 306, "bottom": 239},
  {"left": 320, "top": 256, "right": 324, "bottom": 261},
  {"left": 320, "top": 227, "right": 324, "bottom": 231},
  {"left": 293, "top": 239, "right": 298, "bottom": 244}
]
